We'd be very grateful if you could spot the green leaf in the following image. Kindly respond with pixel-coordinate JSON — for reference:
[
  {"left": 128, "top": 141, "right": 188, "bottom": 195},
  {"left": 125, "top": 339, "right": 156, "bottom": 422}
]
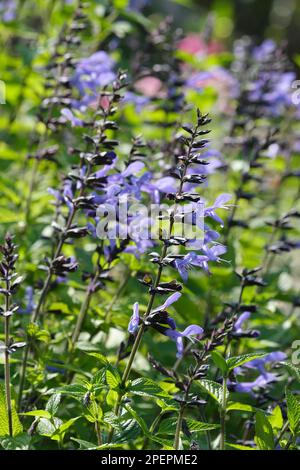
[
  {"left": 71, "top": 438, "right": 98, "bottom": 450},
  {"left": 255, "top": 411, "right": 275, "bottom": 450},
  {"left": 56, "top": 384, "right": 87, "bottom": 400},
  {"left": 85, "top": 401, "right": 103, "bottom": 424},
  {"left": 124, "top": 404, "right": 148, "bottom": 435},
  {"left": 196, "top": 379, "right": 228, "bottom": 405},
  {"left": 106, "top": 369, "right": 121, "bottom": 390},
  {"left": 226, "top": 443, "right": 255, "bottom": 450},
  {"left": 88, "top": 353, "right": 109, "bottom": 365},
  {"left": 158, "top": 417, "right": 219, "bottom": 435},
  {"left": 45, "top": 393, "right": 61, "bottom": 416},
  {"left": 227, "top": 402, "right": 256, "bottom": 413},
  {"left": 21, "top": 410, "right": 51, "bottom": 419},
  {"left": 0, "top": 384, "right": 23, "bottom": 437},
  {"left": 51, "top": 417, "right": 80, "bottom": 441},
  {"left": 268, "top": 406, "right": 283, "bottom": 432},
  {"left": 226, "top": 353, "right": 266, "bottom": 371},
  {"left": 129, "top": 378, "right": 170, "bottom": 399},
  {"left": 0, "top": 433, "right": 31, "bottom": 450},
  {"left": 286, "top": 389, "right": 300, "bottom": 435},
  {"left": 281, "top": 362, "right": 300, "bottom": 382},
  {"left": 156, "top": 399, "right": 179, "bottom": 412},
  {"left": 211, "top": 351, "right": 228, "bottom": 374},
  {"left": 37, "top": 417, "right": 62, "bottom": 437}
]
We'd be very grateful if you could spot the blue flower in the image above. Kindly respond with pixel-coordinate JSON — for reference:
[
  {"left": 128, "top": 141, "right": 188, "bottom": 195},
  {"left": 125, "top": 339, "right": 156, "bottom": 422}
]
[
  {"left": 128, "top": 302, "right": 140, "bottom": 334},
  {"left": 61, "top": 108, "right": 83, "bottom": 127},
  {"left": 204, "top": 193, "right": 232, "bottom": 227},
  {"left": 71, "top": 51, "right": 116, "bottom": 111},
  {"left": 151, "top": 292, "right": 182, "bottom": 314},
  {"left": 165, "top": 324, "right": 204, "bottom": 358},
  {"left": 0, "top": 0, "right": 16, "bottom": 22},
  {"left": 175, "top": 252, "right": 209, "bottom": 281},
  {"left": 128, "top": 0, "right": 149, "bottom": 11},
  {"left": 230, "top": 351, "right": 287, "bottom": 396}
]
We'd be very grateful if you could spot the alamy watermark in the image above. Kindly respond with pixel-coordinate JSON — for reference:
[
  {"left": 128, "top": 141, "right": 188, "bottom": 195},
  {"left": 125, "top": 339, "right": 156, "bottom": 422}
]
[
  {"left": 291, "top": 340, "right": 300, "bottom": 365},
  {"left": 95, "top": 197, "right": 205, "bottom": 248},
  {"left": 291, "top": 80, "right": 300, "bottom": 106}
]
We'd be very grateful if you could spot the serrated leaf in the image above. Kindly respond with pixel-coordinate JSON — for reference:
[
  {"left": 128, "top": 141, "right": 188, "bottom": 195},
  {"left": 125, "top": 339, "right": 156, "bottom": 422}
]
[
  {"left": 37, "top": 417, "right": 62, "bottom": 437},
  {"left": 281, "top": 362, "right": 300, "bottom": 382},
  {"left": 286, "top": 389, "right": 300, "bottom": 435},
  {"left": 124, "top": 404, "right": 148, "bottom": 435},
  {"left": 129, "top": 378, "right": 170, "bottom": 399},
  {"left": 226, "top": 353, "right": 266, "bottom": 371},
  {"left": 158, "top": 417, "right": 219, "bottom": 435},
  {"left": 45, "top": 393, "right": 61, "bottom": 416},
  {"left": 106, "top": 369, "right": 121, "bottom": 390},
  {"left": 0, "top": 433, "right": 31, "bottom": 450},
  {"left": 0, "top": 384, "right": 23, "bottom": 437},
  {"left": 56, "top": 384, "right": 87, "bottom": 400},
  {"left": 255, "top": 411, "right": 274, "bottom": 450},
  {"left": 51, "top": 417, "right": 80, "bottom": 441},
  {"left": 196, "top": 379, "right": 228, "bottom": 405},
  {"left": 87, "top": 353, "right": 109, "bottom": 365}
]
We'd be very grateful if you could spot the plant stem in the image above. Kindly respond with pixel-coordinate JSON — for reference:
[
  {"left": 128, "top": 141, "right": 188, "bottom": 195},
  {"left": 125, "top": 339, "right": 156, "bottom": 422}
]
[
  {"left": 219, "top": 374, "right": 228, "bottom": 450},
  {"left": 174, "top": 405, "right": 185, "bottom": 450},
  {"left": 4, "top": 278, "right": 13, "bottom": 436},
  {"left": 274, "top": 420, "right": 289, "bottom": 447},
  {"left": 95, "top": 421, "right": 102, "bottom": 446},
  {"left": 107, "top": 119, "right": 200, "bottom": 443},
  {"left": 4, "top": 318, "right": 13, "bottom": 437},
  {"left": 142, "top": 411, "right": 165, "bottom": 450}
]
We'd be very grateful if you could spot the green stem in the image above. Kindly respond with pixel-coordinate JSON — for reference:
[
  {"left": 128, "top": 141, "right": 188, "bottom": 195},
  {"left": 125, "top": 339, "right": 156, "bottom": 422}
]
[
  {"left": 142, "top": 412, "right": 165, "bottom": 450},
  {"left": 220, "top": 375, "right": 228, "bottom": 450},
  {"left": 4, "top": 316, "right": 13, "bottom": 437},
  {"left": 95, "top": 421, "right": 102, "bottom": 446},
  {"left": 4, "top": 277, "right": 13, "bottom": 436},
  {"left": 274, "top": 420, "right": 289, "bottom": 447},
  {"left": 174, "top": 405, "right": 185, "bottom": 450}
]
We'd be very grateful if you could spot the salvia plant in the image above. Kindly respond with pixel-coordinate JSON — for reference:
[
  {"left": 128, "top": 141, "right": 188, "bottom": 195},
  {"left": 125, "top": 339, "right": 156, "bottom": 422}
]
[{"left": 0, "top": 0, "right": 299, "bottom": 454}]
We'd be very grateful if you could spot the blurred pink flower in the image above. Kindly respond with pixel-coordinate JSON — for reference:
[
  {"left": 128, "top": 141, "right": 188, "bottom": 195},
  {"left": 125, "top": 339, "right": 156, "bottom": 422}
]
[
  {"left": 134, "top": 76, "right": 164, "bottom": 98},
  {"left": 178, "top": 34, "right": 223, "bottom": 56}
]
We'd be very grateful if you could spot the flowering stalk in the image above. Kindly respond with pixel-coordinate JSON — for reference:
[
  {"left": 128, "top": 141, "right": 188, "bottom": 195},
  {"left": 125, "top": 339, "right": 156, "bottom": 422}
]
[
  {"left": 108, "top": 109, "right": 223, "bottom": 443},
  {"left": 24, "top": 3, "right": 86, "bottom": 226},
  {"left": 1, "top": 234, "right": 25, "bottom": 436},
  {"left": 18, "top": 70, "right": 127, "bottom": 408}
]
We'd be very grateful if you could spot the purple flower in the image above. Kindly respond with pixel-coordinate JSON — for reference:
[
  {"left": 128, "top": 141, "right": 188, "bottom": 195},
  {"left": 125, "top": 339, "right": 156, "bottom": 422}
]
[
  {"left": 175, "top": 252, "right": 209, "bottom": 281},
  {"left": 174, "top": 244, "right": 226, "bottom": 281},
  {"left": 128, "top": 0, "right": 149, "bottom": 11},
  {"left": 123, "top": 91, "right": 150, "bottom": 112},
  {"left": 165, "top": 324, "right": 204, "bottom": 358},
  {"left": 230, "top": 350, "right": 287, "bottom": 396},
  {"left": 61, "top": 108, "right": 83, "bottom": 127},
  {"left": 154, "top": 176, "right": 177, "bottom": 195},
  {"left": 128, "top": 302, "right": 140, "bottom": 334},
  {"left": 71, "top": 51, "right": 116, "bottom": 110},
  {"left": 0, "top": 0, "right": 16, "bottom": 22},
  {"left": 234, "top": 311, "right": 251, "bottom": 333},
  {"left": 151, "top": 292, "right": 182, "bottom": 314},
  {"left": 204, "top": 193, "right": 232, "bottom": 227},
  {"left": 234, "top": 372, "right": 277, "bottom": 394}
]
